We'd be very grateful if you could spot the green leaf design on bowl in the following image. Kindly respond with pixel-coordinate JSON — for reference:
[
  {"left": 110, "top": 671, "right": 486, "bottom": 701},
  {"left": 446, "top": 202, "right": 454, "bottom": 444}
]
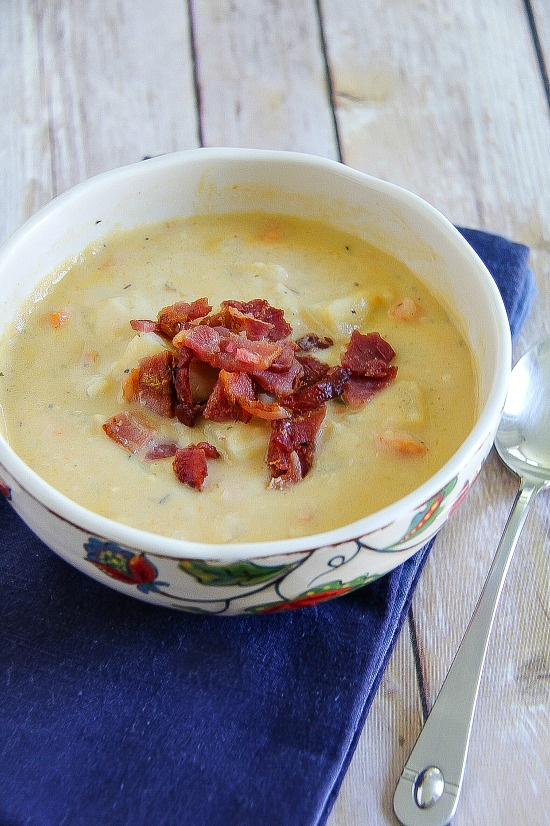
[{"left": 178, "top": 558, "right": 296, "bottom": 587}]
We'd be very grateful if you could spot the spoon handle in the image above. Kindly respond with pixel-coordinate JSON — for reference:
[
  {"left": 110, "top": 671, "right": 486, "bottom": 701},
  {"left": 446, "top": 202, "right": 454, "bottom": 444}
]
[{"left": 393, "top": 479, "right": 539, "bottom": 826}]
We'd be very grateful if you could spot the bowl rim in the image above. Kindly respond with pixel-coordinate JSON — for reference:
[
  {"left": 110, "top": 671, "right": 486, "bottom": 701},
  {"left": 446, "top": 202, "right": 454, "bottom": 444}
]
[{"left": 0, "top": 147, "right": 512, "bottom": 559}]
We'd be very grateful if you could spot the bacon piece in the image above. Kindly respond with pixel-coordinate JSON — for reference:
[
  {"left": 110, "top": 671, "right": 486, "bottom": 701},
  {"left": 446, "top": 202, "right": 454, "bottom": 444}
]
[
  {"left": 251, "top": 358, "right": 304, "bottom": 398},
  {"left": 281, "top": 366, "right": 350, "bottom": 413},
  {"left": 226, "top": 337, "right": 282, "bottom": 370},
  {"left": 137, "top": 351, "right": 176, "bottom": 418},
  {"left": 146, "top": 442, "right": 179, "bottom": 460},
  {"left": 295, "top": 354, "right": 330, "bottom": 387},
  {"left": 201, "top": 305, "right": 275, "bottom": 340},
  {"left": 218, "top": 370, "right": 289, "bottom": 421},
  {"left": 239, "top": 397, "right": 291, "bottom": 421},
  {"left": 173, "top": 323, "right": 219, "bottom": 355},
  {"left": 265, "top": 341, "right": 297, "bottom": 372},
  {"left": 267, "top": 407, "right": 326, "bottom": 488},
  {"left": 295, "top": 333, "right": 334, "bottom": 351},
  {"left": 157, "top": 298, "right": 211, "bottom": 339},
  {"left": 194, "top": 441, "right": 221, "bottom": 459},
  {"left": 172, "top": 442, "right": 220, "bottom": 490},
  {"left": 174, "top": 325, "right": 283, "bottom": 372},
  {"left": 130, "top": 319, "right": 160, "bottom": 334},
  {"left": 219, "top": 369, "right": 256, "bottom": 404},
  {"left": 203, "top": 377, "right": 243, "bottom": 422},
  {"left": 341, "top": 331, "right": 395, "bottom": 377},
  {"left": 221, "top": 299, "right": 292, "bottom": 341},
  {"left": 130, "top": 298, "right": 211, "bottom": 339},
  {"left": 173, "top": 347, "right": 195, "bottom": 426},
  {"left": 341, "top": 366, "right": 398, "bottom": 407},
  {"left": 269, "top": 451, "right": 303, "bottom": 490},
  {"left": 102, "top": 412, "right": 177, "bottom": 460}
]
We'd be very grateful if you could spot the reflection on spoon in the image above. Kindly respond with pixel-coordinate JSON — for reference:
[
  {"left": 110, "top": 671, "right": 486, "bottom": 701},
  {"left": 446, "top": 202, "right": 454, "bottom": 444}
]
[{"left": 393, "top": 338, "right": 550, "bottom": 826}]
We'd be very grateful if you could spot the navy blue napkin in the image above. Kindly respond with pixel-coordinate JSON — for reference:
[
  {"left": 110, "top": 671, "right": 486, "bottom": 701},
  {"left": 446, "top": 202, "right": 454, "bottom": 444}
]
[{"left": 0, "top": 229, "right": 534, "bottom": 826}]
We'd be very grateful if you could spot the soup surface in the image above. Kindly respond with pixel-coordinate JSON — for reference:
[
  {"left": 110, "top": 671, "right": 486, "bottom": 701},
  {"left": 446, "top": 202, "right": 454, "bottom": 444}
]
[{"left": 0, "top": 212, "right": 477, "bottom": 543}]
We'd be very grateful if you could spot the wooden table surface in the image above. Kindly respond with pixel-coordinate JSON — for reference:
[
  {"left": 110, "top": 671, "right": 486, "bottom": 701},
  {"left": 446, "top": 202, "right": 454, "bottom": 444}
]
[{"left": 2, "top": 2, "right": 549, "bottom": 824}]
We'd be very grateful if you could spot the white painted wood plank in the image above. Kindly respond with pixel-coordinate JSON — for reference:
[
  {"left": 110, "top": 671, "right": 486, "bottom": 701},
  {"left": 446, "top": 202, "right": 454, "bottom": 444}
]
[
  {"left": 35, "top": 0, "right": 199, "bottom": 195},
  {"left": 190, "top": 0, "right": 339, "bottom": 157},
  {"left": 322, "top": 0, "right": 550, "bottom": 241},
  {"left": 531, "top": 0, "right": 550, "bottom": 79},
  {"left": 0, "top": 2, "right": 54, "bottom": 243},
  {"left": 328, "top": 629, "right": 425, "bottom": 826}
]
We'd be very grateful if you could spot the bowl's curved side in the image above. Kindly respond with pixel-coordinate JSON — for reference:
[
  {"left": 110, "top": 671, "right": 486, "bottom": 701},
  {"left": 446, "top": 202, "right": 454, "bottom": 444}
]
[
  {"left": 0, "top": 149, "right": 510, "bottom": 606},
  {"left": 0, "top": 416, "right": 492, "bottom": 615}
]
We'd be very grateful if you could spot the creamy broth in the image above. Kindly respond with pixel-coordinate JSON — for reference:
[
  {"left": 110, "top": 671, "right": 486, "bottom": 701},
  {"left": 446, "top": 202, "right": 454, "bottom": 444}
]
[{"left": 0, "top": 213, "right": 477, "bottom": 543}]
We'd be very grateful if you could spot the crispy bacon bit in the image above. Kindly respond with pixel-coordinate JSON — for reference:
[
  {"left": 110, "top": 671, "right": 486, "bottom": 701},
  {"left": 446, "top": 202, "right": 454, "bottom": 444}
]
[
  {"left": 264, "top": 341, "right": 297, "bottom": 372},
  {"left": 173, "top": 347, "right": 195, "bottom": 426},
  {"left": 130, "top": 298, "right": 211, "bottom": 338},
  {"left": 146, "top": 442, "right": 179, "bottom": 460},
  {"left": 202, "top": 305, "right": 275, "bottom": 340},
  {"left": 341, "top": 367, "right": 398, "bottom": 408},
  {"left": 102, "top": 412, "right": 177, "bottom": 460},
  {"left": 281, "top": 366, "right": 350, "bottom": 413},
  {"left": 296, "top": 333, "right": 334, "bottom": 351},
  {"left": 175, "top": 325, "right": 283, "bottom": 372},
  {"left": 130, "top": 319, "right": 160, "bottom": 334},
  {"left": 137, "top": 351, "right": 176, "bottom": 418},
  {"left": 218, "top": 370, "right": 289, "bottom": 421},
  {"left": 194, "top": 441, "right": 221, "bottom": 459},
  {"left": 295, "top": 354, "right": 330, "bottom": 387},
  {"left": 239, "top": 397, "right": 291, "bottom": 421},
  {"left": 157, "top": 297, "right": 211, "bottom": 338},
  {"left": 172, "top": 442, "right": 220, "bottom": 490},
  {"left": 341, "top": 331, "right": 395, "bottom": 377},
  {"left": 267, "top": 407, "right": 326, "bottom": 488},
  {"left": 203, "top": 376, "right": 243, "bottom": 422},
  {"left": 251, "top": 358, "right": 303, "bottom": 397},
  {"left": 221, "top": 299, "right": 292, "bottom": 341},
  {"left": 108, "top": 296, "right": 401, "bottom": 491},
  {"left": 219, "top": 369, "right": 256, "bottom": 404}
]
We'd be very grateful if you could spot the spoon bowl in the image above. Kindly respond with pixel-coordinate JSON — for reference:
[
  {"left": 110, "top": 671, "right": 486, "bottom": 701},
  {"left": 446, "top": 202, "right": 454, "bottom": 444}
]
[
  {"left": 394, "top": 338, "right": 550, "bottom": 826},
  {"left": 496, "top": 337, "right": 550, "bottom": 483}
]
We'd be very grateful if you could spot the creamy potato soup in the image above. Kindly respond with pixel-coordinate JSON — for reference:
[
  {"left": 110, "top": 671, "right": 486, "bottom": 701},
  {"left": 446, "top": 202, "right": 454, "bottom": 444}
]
[{"left": 0, "top": 212, "right": 477, "bottom": 543}]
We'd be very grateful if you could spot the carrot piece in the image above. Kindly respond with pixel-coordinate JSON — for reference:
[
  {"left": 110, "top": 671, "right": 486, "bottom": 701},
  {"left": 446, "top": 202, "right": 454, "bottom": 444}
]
[
  {"left": 81, "top": 350, "right": 100, "bottom": 367},
  {"left": 46, "top": 309, "right": 70, "bottom": 328},
  {"left": 376, "top": 428, "right": 428, "bottom": 457},
  {"left": 257, "top": 221, "right": 282, "bottom": 243}
]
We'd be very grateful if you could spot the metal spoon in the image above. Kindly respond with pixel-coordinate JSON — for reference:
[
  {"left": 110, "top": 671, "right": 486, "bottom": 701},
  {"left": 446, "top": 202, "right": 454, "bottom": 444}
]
[{"left": 394, "top": 338, "right": 550, "bottom": 826}]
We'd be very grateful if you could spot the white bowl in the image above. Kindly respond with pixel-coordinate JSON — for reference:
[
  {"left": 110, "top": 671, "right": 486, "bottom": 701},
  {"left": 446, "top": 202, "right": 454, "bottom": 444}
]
[{"left": 0, "top": 149, "right": 511, "bottom": 614}]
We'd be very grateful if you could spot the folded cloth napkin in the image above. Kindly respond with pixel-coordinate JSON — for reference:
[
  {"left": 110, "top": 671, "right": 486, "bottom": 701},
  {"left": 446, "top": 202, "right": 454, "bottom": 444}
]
[{"left": 0, "top": 228, "right": 534, "bottom": 826}]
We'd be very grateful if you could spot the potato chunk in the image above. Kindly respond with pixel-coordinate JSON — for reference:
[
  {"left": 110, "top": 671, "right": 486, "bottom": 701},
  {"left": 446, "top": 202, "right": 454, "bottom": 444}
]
[
  {"left": 302, "top": 292, "right": 371, "bottom": 338},
  {"left": 109, "top": 333, "right": 171, "bottom": 381},
  {"left": 378, "top": 380, "right": 425, "bottom": 428}
]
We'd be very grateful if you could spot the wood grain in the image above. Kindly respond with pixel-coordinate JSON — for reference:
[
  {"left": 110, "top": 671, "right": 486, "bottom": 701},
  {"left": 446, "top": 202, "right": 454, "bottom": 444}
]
[{"left": 191, "top": 0, "right": 339, "bottom": 156}]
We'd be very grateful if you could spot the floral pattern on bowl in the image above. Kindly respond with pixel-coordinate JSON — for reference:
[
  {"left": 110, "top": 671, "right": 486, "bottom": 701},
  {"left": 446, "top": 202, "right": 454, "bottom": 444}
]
[{"left": 0, "top": 429, "right": 491, "bottom": 615}]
